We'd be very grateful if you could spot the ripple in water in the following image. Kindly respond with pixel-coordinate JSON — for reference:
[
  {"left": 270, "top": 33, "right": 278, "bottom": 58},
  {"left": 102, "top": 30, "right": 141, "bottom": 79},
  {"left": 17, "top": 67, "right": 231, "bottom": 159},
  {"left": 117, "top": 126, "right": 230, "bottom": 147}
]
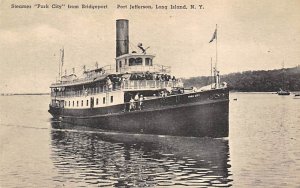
[{"left": 50, "top": 123, "right": 232, "bottom": 187}]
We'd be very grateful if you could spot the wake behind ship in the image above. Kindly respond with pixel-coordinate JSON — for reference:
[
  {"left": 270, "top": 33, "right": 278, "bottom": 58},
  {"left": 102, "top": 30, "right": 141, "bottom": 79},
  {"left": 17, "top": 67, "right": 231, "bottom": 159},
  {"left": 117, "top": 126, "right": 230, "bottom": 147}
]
[{"left": 48, "top": 19, "right": 229, "bottom": 137}]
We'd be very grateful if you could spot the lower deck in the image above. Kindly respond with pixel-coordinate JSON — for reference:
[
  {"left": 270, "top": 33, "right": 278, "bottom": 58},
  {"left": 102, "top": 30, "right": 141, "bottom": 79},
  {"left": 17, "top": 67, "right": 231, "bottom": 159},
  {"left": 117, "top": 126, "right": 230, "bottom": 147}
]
[
  {"left": 49, "top": 88, "right": 229, "bottom": 137},
  {"left": 49, "top": 88, "right": 228, "bottom": 117}
]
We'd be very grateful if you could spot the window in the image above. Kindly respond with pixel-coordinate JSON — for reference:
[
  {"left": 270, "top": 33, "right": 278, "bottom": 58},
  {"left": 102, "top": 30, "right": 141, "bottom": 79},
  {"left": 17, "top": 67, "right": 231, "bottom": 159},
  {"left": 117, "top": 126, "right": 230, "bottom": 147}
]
[
  {"left": 145, "top": 58, "right": 152, "bottom": 66},
  {"left": 103, "top": 97, "right": 106, "bottom": 104},
  {"left": 86, "top": 100, "right": 89, "bottom": 106},
  {"left": 81, "top": 100, "right": 83, "bottom": 106},
  {"left": 96, "top": 98, "right": 99, "bottom": 105},
  {"left": 129, "top": 58, "right": 143, "bottom": 66},
  {"left": 125, "top": 59, "right": 127, "bottom": 65},
  {"left": 65, "top": 101, "right": 67, "bottom": 106},
  {"left": 77, "top": 101, "right": 79, "bottom": 107},
  {"left": 136, "top": 58, "right": 143, "bottom": 65},
  {"left": 111, "top": 96, "right": 113, "bottom": 103},
  {"left": 119, "top": 61, "right": 122, "bottom": 68},
  {"left": 69, "top": 101, "right": 70, "bottom": 106},
  {"left": 129, "top": 58, "right": 135, "bottom": 66},
  {"left": 73, "top": 101, "right": 74, "bottom": 107}
]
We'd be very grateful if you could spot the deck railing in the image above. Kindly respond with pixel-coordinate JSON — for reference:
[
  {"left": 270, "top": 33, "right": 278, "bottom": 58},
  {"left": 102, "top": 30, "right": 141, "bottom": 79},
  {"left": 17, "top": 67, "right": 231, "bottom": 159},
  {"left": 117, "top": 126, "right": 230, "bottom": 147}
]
[
  {"left": 119, "top": 64, "right": 171, "bottom": 74},
  {"left": 123, "top": 80, "right": 182, "bottom": 90},
  {"left": 51, "top": 80, "right": 183, "bottom": 98},
  {"left": 51, "top": 65, "right": 114, "bottom": 87}
]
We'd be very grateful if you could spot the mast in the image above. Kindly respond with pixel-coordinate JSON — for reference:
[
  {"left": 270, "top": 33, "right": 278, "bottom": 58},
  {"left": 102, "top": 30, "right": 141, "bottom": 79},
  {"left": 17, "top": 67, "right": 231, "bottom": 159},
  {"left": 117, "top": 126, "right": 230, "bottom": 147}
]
[
  {"left": 282, "top": 60, "right": 285, "bottom": 90},
  {"left": 210, "top": 57, "right": 213, "bottom": 89},
  {"left": 60, "top": 48, "right": 64, "bottom": 81},
  {"left": 215, "top": 24, "right": 218, "bottom": 72},
  {"left": 58, "top": 50, "right": 61, "bottom": 82}
]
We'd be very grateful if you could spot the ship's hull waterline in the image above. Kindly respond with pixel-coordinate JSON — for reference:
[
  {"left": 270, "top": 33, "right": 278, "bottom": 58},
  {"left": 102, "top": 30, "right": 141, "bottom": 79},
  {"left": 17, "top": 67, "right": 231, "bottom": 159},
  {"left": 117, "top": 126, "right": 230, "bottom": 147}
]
[{"left": 49, "top": 88, "right": 229, "bottom": 137}]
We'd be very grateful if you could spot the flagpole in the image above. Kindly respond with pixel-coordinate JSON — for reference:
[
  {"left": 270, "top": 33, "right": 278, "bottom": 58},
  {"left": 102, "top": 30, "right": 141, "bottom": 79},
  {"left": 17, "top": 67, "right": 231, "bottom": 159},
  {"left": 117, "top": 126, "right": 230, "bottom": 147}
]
[
  {"left": 210, "top": 57, "right": 213, "bottom": 89},
  {"left": 209, "top": 24, "right": 218, "bottom": 88},
  {"left": 215, "top": 24, "right": 218, "bottom": 73},
  {"left": 215, "top": 24, "right": 218, "bottom": 88}
]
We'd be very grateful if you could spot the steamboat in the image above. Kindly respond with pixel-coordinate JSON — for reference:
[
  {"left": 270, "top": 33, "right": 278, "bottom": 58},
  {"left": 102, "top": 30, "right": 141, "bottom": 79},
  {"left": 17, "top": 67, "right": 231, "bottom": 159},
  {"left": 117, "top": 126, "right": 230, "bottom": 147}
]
[{"left": 49, "top": 19, "right": 229, "bottom": 137}]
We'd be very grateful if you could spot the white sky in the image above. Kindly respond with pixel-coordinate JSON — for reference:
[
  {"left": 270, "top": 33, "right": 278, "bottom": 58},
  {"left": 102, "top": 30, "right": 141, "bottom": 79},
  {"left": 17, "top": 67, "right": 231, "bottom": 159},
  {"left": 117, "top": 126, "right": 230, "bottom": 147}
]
[{"left": 0, "top": 0, "right": 299, "bottom": 93}]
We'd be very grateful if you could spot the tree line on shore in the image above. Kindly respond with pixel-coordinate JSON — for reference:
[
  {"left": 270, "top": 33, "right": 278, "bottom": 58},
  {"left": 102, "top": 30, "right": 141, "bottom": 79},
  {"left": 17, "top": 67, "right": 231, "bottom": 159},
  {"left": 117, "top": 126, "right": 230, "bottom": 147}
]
[{"left": 182, "top": 66, "right": 300, "bottom": 92}]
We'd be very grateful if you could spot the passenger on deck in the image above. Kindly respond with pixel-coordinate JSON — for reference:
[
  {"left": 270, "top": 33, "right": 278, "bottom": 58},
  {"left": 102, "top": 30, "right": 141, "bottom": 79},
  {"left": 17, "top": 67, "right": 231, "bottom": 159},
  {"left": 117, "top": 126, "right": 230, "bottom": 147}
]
[
  {"left": 192, "top": 87, "right": 197, "bottom": 92},
  {"left": 106, "top": 77, "right": 112, "bottom": 91},
  {"left": 160, "top": 91, "right": 166, "bottom": 97},
  {"left": 134, "top": 93, "right": 139, "bottom": 100},
  {"left": 129, "top": 97, "right": 135, "bottom": 111},
  {"left": 156, "top": 75, "right": 160, "bottom": 81},
  {"left": 120, "top": 77, "right": 125, "bottom": 88},
  {"left": 164, "top": 74, "right": 169, "bottom": 81},
  {"left": 164, "top": 91, "right": 168, "bottom": 97},
  {"left": 138, "top": 95, "right": 144, "bottom": 110}
]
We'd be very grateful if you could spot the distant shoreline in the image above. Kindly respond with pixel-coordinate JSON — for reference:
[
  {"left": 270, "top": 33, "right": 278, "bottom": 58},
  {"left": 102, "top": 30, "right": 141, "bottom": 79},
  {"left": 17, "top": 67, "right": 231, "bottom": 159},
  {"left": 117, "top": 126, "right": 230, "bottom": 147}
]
[
  {"left": 0, "top": 93, "right": 50, "bottom": 96},
  {"left": 2, "top": 66, "right": 300, "bottom": 95},
  {"left": 183, "top": 65, "right": 300, "bottom": 92},
  {"left": 1, "top": 92, "right": 299, "bottom": 96}
]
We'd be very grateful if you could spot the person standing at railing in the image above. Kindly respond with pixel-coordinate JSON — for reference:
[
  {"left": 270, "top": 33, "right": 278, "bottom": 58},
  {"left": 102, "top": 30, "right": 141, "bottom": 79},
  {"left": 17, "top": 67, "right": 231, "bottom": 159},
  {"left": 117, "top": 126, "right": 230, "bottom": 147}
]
[
  {"left": 134, "top": 93, "right": 139, "bottom": 101},
  {"left": 156, "top": 74, "right": 160, "bottom": 81},
  {"left": 152, "top": 73, "right": 156, "bottom": 80},
  {"left": 138, "top": 95, "right": 144, "bottom": 110},
  {"left": 106, "top": 77, "right": 112, "bottom": 91},
  {"left": 134, "top": 93, "right": 139, "bottom": 109},
  {"left": 129, "top": 97, "right": 135, "bottom": 111},
  {"left": 120, "top": 77, "right": 125, "bottom": 89}
]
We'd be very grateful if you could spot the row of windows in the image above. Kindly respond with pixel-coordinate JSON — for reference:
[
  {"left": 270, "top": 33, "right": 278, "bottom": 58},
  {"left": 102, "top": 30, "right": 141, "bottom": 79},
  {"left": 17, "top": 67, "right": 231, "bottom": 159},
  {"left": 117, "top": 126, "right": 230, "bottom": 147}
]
[
  {"left": 119, "top": 58, "right": 153, "bottom": 67},
  {"left": 64, "top": 96, "right": 114, "bottom": 107}
]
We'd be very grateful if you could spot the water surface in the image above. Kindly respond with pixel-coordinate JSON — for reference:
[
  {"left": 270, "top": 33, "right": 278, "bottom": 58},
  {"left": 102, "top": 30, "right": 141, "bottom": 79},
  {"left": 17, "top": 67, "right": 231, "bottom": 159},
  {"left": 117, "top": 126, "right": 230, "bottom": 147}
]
[{"left": 0, "top": 93, "right": 299, "bottom": 187}]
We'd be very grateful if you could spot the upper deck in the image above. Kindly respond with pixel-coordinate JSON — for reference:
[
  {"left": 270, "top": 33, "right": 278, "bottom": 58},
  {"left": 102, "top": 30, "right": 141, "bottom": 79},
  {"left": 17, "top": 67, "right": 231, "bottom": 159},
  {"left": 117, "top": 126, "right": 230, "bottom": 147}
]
[
  {"left": 50, "top": 65, "right": 114, "bottom": 88},
  {"left": 51, "top": 79, "right": 183, "bottom": 98},
  {"left": 51, "top": 52, "right": 171, "bottom": 88}
]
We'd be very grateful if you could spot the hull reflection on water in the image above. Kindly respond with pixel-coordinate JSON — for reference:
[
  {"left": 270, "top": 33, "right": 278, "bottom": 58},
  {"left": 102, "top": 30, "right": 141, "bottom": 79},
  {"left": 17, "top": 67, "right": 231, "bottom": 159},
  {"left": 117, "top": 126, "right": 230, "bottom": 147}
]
[{"left": 50, "top": 122, "right": 232, "bottom": 187}]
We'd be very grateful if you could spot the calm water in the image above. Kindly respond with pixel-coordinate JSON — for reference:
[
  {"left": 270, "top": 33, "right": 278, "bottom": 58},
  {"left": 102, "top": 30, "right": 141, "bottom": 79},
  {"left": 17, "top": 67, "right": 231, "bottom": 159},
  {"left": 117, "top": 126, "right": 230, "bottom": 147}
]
[{"left": 0, "top": 93, "right": 299, "bottom": 187}]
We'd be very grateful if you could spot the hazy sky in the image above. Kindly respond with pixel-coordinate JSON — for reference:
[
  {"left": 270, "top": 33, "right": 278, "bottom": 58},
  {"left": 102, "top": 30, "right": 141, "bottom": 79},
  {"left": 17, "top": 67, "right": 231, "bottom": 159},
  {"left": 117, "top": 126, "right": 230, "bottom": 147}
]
[{"left": 0, "top": 0, "right": 299, "bottom": 93}]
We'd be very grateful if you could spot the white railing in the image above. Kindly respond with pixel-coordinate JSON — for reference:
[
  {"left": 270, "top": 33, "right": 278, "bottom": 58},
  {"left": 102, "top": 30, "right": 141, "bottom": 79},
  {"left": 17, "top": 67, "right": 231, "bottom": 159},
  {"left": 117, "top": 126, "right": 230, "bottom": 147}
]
[
  {"left": 119, "top": 64, "right": 171, "bottom": 74},
  {"left": 51, "top": 80, "right": 183, "bottom": 98},
  {"left": 51, "top": 65, "right": 114, "bottom": 87},
  {"left": 51, "top": 85, "right": 122, "bottom": 98},
  {"left": 123, "top": 80, "right": 182, "bottom": 90}
]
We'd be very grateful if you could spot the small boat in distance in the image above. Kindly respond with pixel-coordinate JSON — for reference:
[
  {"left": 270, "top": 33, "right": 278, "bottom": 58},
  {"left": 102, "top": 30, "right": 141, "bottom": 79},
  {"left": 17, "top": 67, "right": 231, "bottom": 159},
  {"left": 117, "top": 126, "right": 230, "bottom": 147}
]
[
  {"left": 277, "top": 88, "right": 290, "bottom": 96},
  {"left": 294, "top": 92, "right": 300, "bottom": 99},
  {"left": 277, "top": 62, "right": 290, "bottom": 96}
]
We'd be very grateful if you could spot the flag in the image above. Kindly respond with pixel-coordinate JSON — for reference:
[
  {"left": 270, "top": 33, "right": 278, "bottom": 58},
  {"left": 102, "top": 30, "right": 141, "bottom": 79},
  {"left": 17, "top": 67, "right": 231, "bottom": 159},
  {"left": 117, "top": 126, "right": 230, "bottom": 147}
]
[{"left": 209, "top": 28, "right": 217, "bottom": 43}]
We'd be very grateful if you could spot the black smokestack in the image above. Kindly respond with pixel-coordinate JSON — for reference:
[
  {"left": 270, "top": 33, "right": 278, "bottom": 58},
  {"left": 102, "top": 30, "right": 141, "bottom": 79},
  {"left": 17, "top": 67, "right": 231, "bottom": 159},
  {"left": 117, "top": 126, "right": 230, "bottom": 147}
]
[{"left": 116, "top": 19, "right": 129, "bottom": 57}]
